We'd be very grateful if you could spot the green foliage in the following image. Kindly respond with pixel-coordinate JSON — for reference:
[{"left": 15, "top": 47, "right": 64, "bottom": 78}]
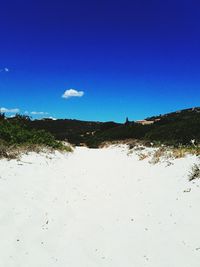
[
  {"left": 9, "top": 107, "right": 200, "bottom": 148},
  {"left": 0, "top": 116, "right": 69, "bottom": 151},
  {"left": 85, "top": 107, "right": 200, "bottom": 147},
  {"left": 0, "top": 113, "right": 5, "bottom": 121},
  {"left": 144, "top": 109, "right": 200, "bottom": 145},
  {"left": 30, "top": 119, "right": 120, "bottom": 146}
]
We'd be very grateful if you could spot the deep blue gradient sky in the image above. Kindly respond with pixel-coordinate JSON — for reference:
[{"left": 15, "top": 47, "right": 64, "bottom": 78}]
[{"left": 0, "top": 0, "right": 200, "bottom": 122}]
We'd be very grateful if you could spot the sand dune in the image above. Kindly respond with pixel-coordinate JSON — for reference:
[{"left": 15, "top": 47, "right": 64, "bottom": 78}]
[{"left": 0, "top": 146, "right": 200, "bottom": 267}]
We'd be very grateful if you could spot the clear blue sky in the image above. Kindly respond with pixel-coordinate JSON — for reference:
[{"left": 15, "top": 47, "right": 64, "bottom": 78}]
[{"left": 0, "top": 0, "right": 200, "bottom": 122}]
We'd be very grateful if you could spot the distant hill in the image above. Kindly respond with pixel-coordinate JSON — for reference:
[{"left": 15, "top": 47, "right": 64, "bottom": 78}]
[
  {"left": 30, "top": 119, "right": 121, "bottom": 145},
  {"left": 9, "top": 107, "right": 200, "bottom": 147},
  {"left": 146, "top": 107, "right": 200, "bottom": 121},
  {"left": 89, "top": 107, "right": 200, "bottom": 147}
]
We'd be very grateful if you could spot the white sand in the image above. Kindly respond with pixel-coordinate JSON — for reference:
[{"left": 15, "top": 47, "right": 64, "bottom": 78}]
[{"left": 0, "top": 146, "right": 200, "bottom": 267}]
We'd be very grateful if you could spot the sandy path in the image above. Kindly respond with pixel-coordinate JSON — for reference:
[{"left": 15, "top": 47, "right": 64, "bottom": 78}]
[{"left": 0, "top": 146, "right": 200, "bottom": 267}]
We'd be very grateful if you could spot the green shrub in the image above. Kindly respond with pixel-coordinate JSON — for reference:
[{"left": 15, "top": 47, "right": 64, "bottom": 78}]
[{"left": 0, "top": 116, "right": 71, "bottom": 153}]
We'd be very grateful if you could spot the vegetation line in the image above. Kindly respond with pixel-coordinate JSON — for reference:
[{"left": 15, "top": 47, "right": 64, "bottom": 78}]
[{"left": 0, "top": 114, "right": 72, "bottom": 159}]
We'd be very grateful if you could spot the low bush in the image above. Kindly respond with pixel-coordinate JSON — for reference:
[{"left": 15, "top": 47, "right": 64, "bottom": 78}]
[
  {"left": 0, "top": 115, "right": 72, "bottom": 158},
  {"left": 189, "top": 164, "right": 200, "bottom": 181}
]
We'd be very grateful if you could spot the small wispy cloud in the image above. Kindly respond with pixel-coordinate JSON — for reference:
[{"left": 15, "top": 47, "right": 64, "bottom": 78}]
[
  {"left": 47, "top": 116, "right": 57, "bottom": 120},
  {"left": 62, "top": 89, "right": 84, "bottom": 99},
  {"left": 0, "top": 107, "right": 20, "bottom": 113},
  {"left": 0, "top": 67, "right": 9, "bottom": 73},
  {"left": 30, "top": 111, "right": 49, "bottom": 115}
]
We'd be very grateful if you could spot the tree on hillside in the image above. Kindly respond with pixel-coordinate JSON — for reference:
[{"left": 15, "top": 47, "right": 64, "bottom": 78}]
[
  {"left": 125, "top": 117, "right": 130, "bottom": 126},
  {"left": 0, "top": 113, "right": 5, "bottom": 120}
]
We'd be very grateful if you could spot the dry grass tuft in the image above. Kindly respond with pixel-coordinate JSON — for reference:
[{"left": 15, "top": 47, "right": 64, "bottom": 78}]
[
  {"left": 148, "top": 147, "right": 166, "bottom": 164},
  {"left": 188, "top": 164, "right": 200, "bottom": 181},
  {"left": 139, "top": 153, "right": 149, "bottom": 161},
  {"left": 0, "top": 144, "right": 19, "bottom": 160},
  {"left": 0, "top": 142, "right": 73, "bottom": 160}
]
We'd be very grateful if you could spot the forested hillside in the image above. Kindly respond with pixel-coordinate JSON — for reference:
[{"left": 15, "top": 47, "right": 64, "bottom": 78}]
[{"left": 1, "top": 107, "right": 200, "bottom": 148}]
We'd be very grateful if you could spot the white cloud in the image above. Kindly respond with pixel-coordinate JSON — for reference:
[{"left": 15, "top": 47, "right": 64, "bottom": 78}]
[
  {"left": 62, "top": 89, "right": 84, "bottom": 99},
  {"left": 30, "top": 111, "right": 49, "bottom": 115},
  {"left": 0, "top": 67, "right": 9, "bottom": 73},
  {"left": 47, "top": 116, "right": 57, "bottom": 120},
  {"left": 0, "top": 107, "right": 20, "bottom": 113}
]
